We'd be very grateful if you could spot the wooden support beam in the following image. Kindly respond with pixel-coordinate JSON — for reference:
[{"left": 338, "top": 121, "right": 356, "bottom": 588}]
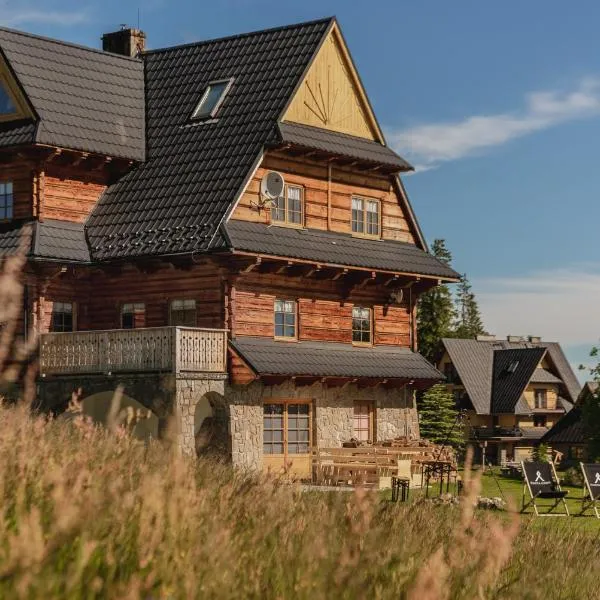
[
  {"left": 275, "top": 261, "right": 294, "bottom": 275},
  {"left": 332, "top": 268, "right": 348, "bottom": 281},
  {"left": 241, "top": 257, "right": 261, "bottom": 273},
  {"left": 356, "top": 271, "right": 376, "bottom": 289},
  {"left": 384, "top": 274, "right": 399, "bottom": 287},
  {"left": 304, "top": 264, "right": 322, "bottom": 278}
]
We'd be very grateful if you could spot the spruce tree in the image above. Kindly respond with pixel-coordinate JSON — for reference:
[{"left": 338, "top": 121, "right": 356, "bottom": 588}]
[
  {"left": 417, "top": 239, "right": 456, "bottom": 362},
  {"left": 454, "top": 274, "right": 486, "bottom": 339},
  {"left": 583, "top": 346, "right": 600, "bottom": 460},
  {"left": 418, "top": 384, "right": 464, "bottom": 448}
]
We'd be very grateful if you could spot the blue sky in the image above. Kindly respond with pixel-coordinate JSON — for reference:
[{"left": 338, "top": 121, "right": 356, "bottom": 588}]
[{"left": 1, "top": 0, "right": 598, "bottom": 379}]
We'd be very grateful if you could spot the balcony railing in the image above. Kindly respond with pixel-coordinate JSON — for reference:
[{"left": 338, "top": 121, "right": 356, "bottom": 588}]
[
  {"left": 40, "top": 327, "right": 228, "bottom": 376},
  {"left": 471, "top": 426, "right": 524, "bottom": 439}
]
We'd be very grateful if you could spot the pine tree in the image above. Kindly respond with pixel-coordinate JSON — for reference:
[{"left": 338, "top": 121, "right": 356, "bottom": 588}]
[
  {"left": 454, "top": 274, "right": 486, "bottom": 339},
  {"left": 583, "top": 346, "right": 600, "bottom": 460},
  {"left": 417, "top": 239, "right": 456, "bottom": 362},
  {"left": 418, "top": 384, "right": 464, "bottom": 448}
]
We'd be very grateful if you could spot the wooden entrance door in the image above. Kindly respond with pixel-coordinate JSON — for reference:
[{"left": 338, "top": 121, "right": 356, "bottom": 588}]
[
  {"left": 353, "top": 401, "right": 374, "bottom": 443},
  {"left": 263, "top": 401, "right": 312, "bottom": 477}
]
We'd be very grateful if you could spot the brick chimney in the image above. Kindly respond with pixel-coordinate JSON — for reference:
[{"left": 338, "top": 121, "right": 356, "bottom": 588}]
[{"left": 102, "top": 26, "right": 146, "bottom": 57}]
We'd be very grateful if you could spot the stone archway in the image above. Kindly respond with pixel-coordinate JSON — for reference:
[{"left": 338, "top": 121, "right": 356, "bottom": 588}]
[
  {"left": 77, "top": 391, "right": 160, "bottom": 441},
  {"left": 194, "top": 391, "right": 230, "bottom": 460}
]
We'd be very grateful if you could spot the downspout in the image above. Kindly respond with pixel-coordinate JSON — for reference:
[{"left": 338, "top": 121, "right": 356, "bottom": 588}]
[{"left": 327, "top": 162, "right": 332, "bottom": 231}]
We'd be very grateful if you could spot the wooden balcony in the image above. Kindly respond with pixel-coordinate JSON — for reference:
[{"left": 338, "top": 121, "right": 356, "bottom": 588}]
[{"left": 39, "top": 327, "right": 228, "bottom": 376}]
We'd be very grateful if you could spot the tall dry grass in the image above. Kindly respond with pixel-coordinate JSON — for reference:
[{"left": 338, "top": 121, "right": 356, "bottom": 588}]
[
  {"left": 1, "top": 236, "right": 599, "bottom": 599},
  {"left": 0, "top": 409, "right": 598, "bottom": 599}
]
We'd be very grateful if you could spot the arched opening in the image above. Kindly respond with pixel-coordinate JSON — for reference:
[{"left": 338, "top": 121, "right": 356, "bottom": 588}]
[
  {"left": 194, "top": 392, "right": 229, "bottom": 458},
  {"left": 77, "top": 391, "right": 159, "bottom": 441}
]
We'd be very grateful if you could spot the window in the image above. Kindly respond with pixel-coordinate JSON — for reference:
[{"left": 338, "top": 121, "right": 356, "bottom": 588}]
[
  {"left": 271, "top": 185, "right": 303, "bottom": 226},
  {"left": 0, "top": 182, "right": 13, "bottom": 220},
  {"left": 121, "top": 303, "right": 145, "bottom": 329},
  {"left": 569, "top": 446, "right": 585, "bottom": 460},
  {"left": 351, "top": 196, "right": 380, "bottom": 237},
  {"left": 534, "top": 389, "right": 547, "bottom": 409},
  {"left": 533, "top": 415, "right": 547, "bottom": 428},
  {"left": 0, "top": 81, "right": 16, "bottom": 116},
  {"left": 51, "top": 301, "right": 74, "bottom": 332},
  {"left": 263, "top": 402, "right": 310, "bottom": 455},
  {"left": 352, "top": 306, "right": 372, "bottom": 344},
  {"left": 274, "top": 299, "right": 296, "bottom": 339},
  {"left": 191, "top": 79, "right": 232, "bottom": 120},
  {"left": 170, "top": 299, "right": 197, "bottom": 327},
  {"left": 353, "top": 402, "right": 373, "bottom": 442}
]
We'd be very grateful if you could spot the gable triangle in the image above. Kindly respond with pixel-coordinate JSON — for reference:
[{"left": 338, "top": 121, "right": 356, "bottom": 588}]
[
  {"left": 282, "top": 24, "right": 382, "bottom": 141},
  {"left": 0, "top": 50, "right": 34, "bottom": 122}
]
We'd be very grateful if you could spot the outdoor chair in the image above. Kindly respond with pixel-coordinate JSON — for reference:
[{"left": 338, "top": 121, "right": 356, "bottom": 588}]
[
  {"left": 580, "top": 463, "right": 600, "bottom": 518},
  {"left": 521, "top": 461, "right": 569, "bottom": 517}
]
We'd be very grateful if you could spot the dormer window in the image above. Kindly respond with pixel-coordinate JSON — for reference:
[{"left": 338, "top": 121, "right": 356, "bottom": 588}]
[
  {"left": 191, "top": 79, "right": 233, "bottom": 120},
  {"left": 0, "top": 81, "right": 16, "bottom": 116}
]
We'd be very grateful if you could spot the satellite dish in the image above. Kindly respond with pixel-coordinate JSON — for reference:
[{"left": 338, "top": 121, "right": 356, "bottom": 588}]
[
  {"left": 388, "top": 289, "right": 404, "bottom": 305},
  {"left": 260, "top": 171, "right": 285, "bottom": 201}
]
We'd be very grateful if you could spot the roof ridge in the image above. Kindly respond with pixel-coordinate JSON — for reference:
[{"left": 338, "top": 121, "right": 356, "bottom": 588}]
[
  {"left": 0, "top": 25, "right": 142, "bottom": 63},
  {"left": 144, "top": 16, "right": 335, "bottom": 55}
]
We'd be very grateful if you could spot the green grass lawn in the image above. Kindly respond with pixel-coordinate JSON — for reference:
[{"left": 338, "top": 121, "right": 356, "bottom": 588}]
[{"left": 412, "top": 468, "right": 600, "bottom": 531}]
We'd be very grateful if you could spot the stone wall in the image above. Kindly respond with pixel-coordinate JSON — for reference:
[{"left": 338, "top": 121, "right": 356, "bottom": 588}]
[{"left": 223, "top": 380, "right": 420, "bottom": 471}]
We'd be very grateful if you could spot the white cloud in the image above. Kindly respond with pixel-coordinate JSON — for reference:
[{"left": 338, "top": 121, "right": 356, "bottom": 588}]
[
  {"left": 0, "top": 2, "right": 89, "bottom": 27},
  {"left": 474, "top": 264, "right": 600, "bottom": 348},
  {"left": 387, "top": 77, "right": 600, "bottom": 171}
]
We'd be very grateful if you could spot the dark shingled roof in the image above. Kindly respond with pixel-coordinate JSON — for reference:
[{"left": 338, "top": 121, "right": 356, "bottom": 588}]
[
  {"left": 541, "top": 406, "right": 585, "bottom": 445},
  {"left": 491, "top": 348, "right": 546, "bottom": 414},
  {"left": 0, "top": 119, "right": 36, "bottom": 147},
  {"left": 276, "top": 122, "right": 413, "bottom": 171},
  {"left": 225, "top": 220, "right": 459, "bottom": 280},
  {"left": 529, "top": 368, "right": 563, "bottom": 384},
  {"left": 0, "top": 220, "right": 89, "bottom": 262},
  {"left": 33, "top": 220, "right": 90, "bottom": 262},
  {"left": 231, "top": 336, "right": 442, "bottom": 380},
  {"left": 0, "top": 26, "right": 145, "bottom": 160},
  {"left": 441, "top": 338, "right": 580, "bottom": 414},
  {"left": 86, "top": 18, "right": 333, "bottom": 260}
]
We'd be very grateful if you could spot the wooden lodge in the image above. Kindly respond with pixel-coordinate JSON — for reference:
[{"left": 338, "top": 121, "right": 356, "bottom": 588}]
[
  {"left": 438, "top": 335, "right": 581, "bottom": 466},
  {"left": 0, "top": 18, "right": 459, "bottom": 476}
]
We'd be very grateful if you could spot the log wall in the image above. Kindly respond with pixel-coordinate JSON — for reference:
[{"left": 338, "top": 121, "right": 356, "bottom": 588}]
[
  {"left": 0, "top": 161, "right": 35, "bottom": 220},
  {"left": 232, "top": 272, "right": 411, "bottom": 347},
  {"left": 231, "top": 151, "right": 415, "bottom": 244},
  {"left": 41, "top": 165, "right": 107, "bottom": 222}
]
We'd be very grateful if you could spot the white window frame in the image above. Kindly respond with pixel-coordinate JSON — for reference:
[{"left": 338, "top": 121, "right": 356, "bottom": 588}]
[
  {"left": 191, "top": 78, "right": 234, "bottom": 120},
  {"left": 271, "top": 184, "right": 304, "bottom": 227},
  {"left": 351, "top": 196, "right": 381, "bottom": 238}
]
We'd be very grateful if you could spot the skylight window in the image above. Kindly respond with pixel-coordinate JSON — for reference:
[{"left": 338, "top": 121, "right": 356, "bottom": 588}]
[
  {"left": 0, "top": 80, "right": 17, "bottom": 116},
  {"left": 191, "top": 79, "right": 233, "bottom": 120}
]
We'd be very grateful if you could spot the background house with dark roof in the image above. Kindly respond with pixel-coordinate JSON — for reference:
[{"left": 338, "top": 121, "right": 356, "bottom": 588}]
[
  {"left": 0, "top": 18, "right": 459, "bottom": 475},
  {"left": 541, "top": 381, "right": 598, "bottom": 462},
  {"left": 438, "top": 335, "right": 580, "bottom": 465}
]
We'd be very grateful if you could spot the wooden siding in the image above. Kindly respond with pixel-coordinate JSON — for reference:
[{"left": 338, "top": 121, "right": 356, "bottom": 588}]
[
  {"left": 231, "top": 152, "right": 415, "bottom": 244},
  {"left": 282, "top": 26, "right": 379, "bottom": 140},
  {"left": 35, "top": 261, "right": 224, "bottom": 334},
  {"left": 0, "top": 162, "right": 34, "bottom": 220},
  {"left": 231, "top": 273, "right": 411, "bottom": 346},
  {"left": 41, "top": 165, "right": 107, "bottom": 222}
]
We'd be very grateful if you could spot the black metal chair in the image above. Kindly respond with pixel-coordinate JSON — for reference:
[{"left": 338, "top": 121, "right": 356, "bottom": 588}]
[
  {"left": 521, "top": 461, "right": 569, "bottom": 516},
  {"left": 580, "top": 463, "right": 600, "bottom": 518}
]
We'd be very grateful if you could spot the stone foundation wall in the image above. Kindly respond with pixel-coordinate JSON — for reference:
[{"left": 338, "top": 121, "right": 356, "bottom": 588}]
[{"left": 223, "top": 380, "right": 420, "bottom": 470}]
